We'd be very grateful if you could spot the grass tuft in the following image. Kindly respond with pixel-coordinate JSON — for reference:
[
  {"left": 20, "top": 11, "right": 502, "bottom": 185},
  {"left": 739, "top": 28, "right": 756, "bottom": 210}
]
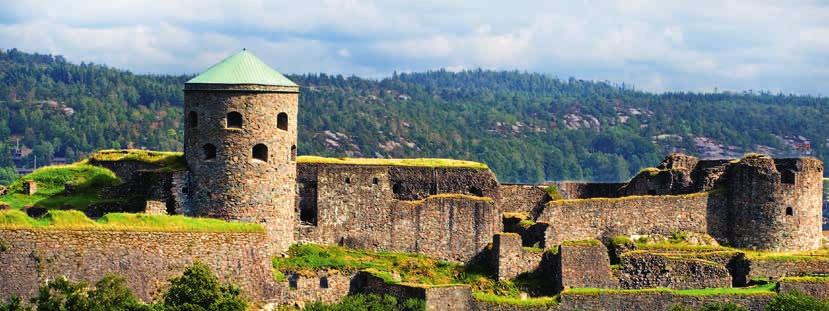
[
  {"left": 297, "top": 156, "right": 489, "bottom": 170},
  {"left": 472, "top": 292, "right": 558, "bottom": 307},
  {"left": 88, "top": 149, "right": 186, "bottom": 171},
  {"left": 0, "top": 210, "right": 263, "bottom": 233}
]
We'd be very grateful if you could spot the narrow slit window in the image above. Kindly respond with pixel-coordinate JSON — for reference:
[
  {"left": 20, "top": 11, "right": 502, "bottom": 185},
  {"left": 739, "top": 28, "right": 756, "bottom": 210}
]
[
  {"left": 290, "top": 145, "right": 297, "bottom": 161},
  {"left": 786, "top": 207, "right": 794, "bottom": 216},
  {"left": 203, "top": 144, "right": 216, "bottom": 160},
  {"left": 188, "top": 111, "right": 198, "bottom": 128}
]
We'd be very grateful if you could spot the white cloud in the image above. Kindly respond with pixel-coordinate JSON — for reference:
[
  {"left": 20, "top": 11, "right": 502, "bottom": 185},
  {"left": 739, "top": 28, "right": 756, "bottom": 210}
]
[{"left": 0, "top": 0, "right": 826, "bottom": 94}]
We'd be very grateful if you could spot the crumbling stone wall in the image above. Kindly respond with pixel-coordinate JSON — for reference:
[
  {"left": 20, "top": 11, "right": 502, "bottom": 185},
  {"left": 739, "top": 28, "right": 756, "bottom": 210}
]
[
  {"left": 550, "top": 242, "right": 617, "bottom": 291},
  {"left": 749, "top": 259, "right": 829, "bottom": 278},
  {"left": 277, "top": 271, "right": 351, "bottom": 307},
  {"left": 618, "top": 252, "right": 731, "bottom": 289},
  {"left": 354, "top": 271, "right": 472, "bottom": 311},
  {"left": 498, "top": 184, "right": 550, "bottom": 218},
  {"left": 185, "top": 84, "right": 299, "bottom": 253},
  {"left": 537, "top": 191, "right": 729, "bottom": 245},
  {"left": 492, "top": 233, "right": 544, "bottom": 280},
  {"left": 554, "top": 182, "right": 625, "bottom": 199},
  {"left": 778, "top": 279, "right": 829, "bottom": 299},
  {"left": 0, "top": 229, "right": 275, "bottom": 302},
  {"left": 558, "top": 291, "right": 774, "bottom": 311},
  {"left": 728, "top": 157, "right": 824, "bottom": 251},
  {"left": 297, "top": 163, "right": 497, "bottom": 262}
]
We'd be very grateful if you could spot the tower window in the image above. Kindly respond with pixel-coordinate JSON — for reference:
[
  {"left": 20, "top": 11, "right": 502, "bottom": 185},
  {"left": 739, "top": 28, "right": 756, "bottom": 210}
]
[
  {"left": 188, "top": 111, "right": 198, "bottom": 128},
  {"left": 786, "top": 207, "right": 794, "bottom": 216},
  {"left": 469, "top": 186, "right": 483, "bottom": 197},
  {"left": 290, "top": 145, "right": 297, "bottom": 161},
  {"left": 372, "top": 177, "right": 379, "bottom": 185},
  {"left": 320, "top": 277, "right": 329, "bottom": 289},
  {"left": 252, "top": 144, "right": 268, "bottom": 162},
  {"left": 393, "top": 183, "right": 403, "bottom": 194},
  {"left": 203, "top": 144, "right": 216, "bottom": 160},
  {"left": 227, "top": 111, "right": 243, "bottom": 128},
  {"left": 781, "top": 170, "right": 796, "bottom": 184},
  {"left": 345, "top": 177, "right": 351, "bottom": 184},
  {"left": 277, "top": 112, "right": 288, "bottom": 131}
]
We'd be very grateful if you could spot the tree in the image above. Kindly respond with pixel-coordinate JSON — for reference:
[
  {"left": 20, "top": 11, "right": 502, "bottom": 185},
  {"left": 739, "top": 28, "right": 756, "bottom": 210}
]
[{"left": 163, "top": 262, "right": 247, "bottom": 311}]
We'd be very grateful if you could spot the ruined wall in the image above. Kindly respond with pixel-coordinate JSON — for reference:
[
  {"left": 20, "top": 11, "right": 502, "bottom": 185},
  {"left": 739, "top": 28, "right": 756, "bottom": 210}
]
[
  {"left": 297, "top": 163, "right": 497, "bottom": 262},
  {"left": 277, "top": 271, "right": 351, "bottom": 307},
  {"left": 558, "top": 291, "right": 774, "bottom": 311},
  {"left": 492, "top": 233, "right": 544, "bottom": 280},
  {"left": 0, "top": 229, "right": 275, "bottom": 302},
  {"left": 354, "top": 271, "right": 472, "bottom": 311},
  {"left": 498, "top": 184, "right": 549, "bottom": 217},
  {"left": 778, "top": 279, "right": 829, "bottom": 299},
  {"left": 618, "top": 252, "right": 731, "bottom": 289},
  {"left": 554, "top": 182, "right": 625, "bottom": 199},
  {"left": 185, "top": 85, "right": 298, "bottom": 252},
  {"left": 537, "top": 192, "right": 729, "bottom": 245},
  {"left": 749, "top": 259, "right": 829, "bottom": 278},
  {"left": 728, "top": 157, "right": 824, "bottom": 251},
  {"left": 552, "top": 242, "right": 617, "bottom": 291}
]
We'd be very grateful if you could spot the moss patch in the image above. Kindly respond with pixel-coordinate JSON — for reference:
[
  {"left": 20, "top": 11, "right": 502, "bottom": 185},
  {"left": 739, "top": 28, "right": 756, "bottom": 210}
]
[
  {"left": 780, "top": 276, "right": 829, "bottom": 283},
  {"left": 565, "top": 281, "right": 777, "bottom": 296},
  {"left": 472, "top": 292, "right": 558, "bottom": 307},
  {"left": 562, "top": 239, "right": 601, "bottom": 247},
  {"left": 546, "top": 191, "right": 711, "bottom": 207},
  {"left": 0, "top": 210, "right": 263, "bottom": 233},
  {"left": 88, "top": 149, "right": 186, "bottom": 171},
  {"left": 297, "top": 156, "right": 489, "bottom": 170}
]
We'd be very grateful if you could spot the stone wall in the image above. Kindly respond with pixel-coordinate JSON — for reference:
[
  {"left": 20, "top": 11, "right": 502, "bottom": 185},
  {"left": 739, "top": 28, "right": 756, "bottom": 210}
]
[
  {"left": 618, "top": 252, "right": 731, "bottom": 289},
  {"left": 184, "top": 85, "right": 299, "bottom": 253},
  {"left": 537, "top": 192, "right": 729, "bottom": 245},
  {"left": 297, "top": 163, "right": 497, "bottom": 262},
  {"left": 778, "top": 279, "right": 829, "bottom": 299},
  {"left": 0, "top": 229, "right": 275, "bottom": 302},
  {"left": 470, "top": 300, "right": 558, "bottom": 311},
  {"left": 552, "top": 242, "right": 617, "bottom": 291},
  {"left": 555, "top": 182, "right": 625, "bottom": 199},
  {"left": 276, "top": 271, "right": 351, "bottom": 307},
  {"left": 497, "top": 184, "right": 549, "bottom": 218},
  {"left": 558, "top": 291, "right": 774, "bottom": 311},
  {"left": 354, "top": 271, "right": 472, "bottom": 311},
  {"left": 492, "top": 233, "right": 544, "bottom": 280},
  {"left": 749, "top": 259, "right": 829, "bottom": 278}
]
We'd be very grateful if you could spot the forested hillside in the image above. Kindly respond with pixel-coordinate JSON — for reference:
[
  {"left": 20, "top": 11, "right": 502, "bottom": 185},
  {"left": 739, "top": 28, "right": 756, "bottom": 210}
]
[{"left": 1, "top": 48, "right": 828, "bottom": 184}]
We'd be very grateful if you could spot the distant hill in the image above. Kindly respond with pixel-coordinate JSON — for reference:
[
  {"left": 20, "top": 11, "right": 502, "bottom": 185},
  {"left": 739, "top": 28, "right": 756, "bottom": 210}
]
[{"left": 1, "top": 48, "right": 828, "bottom": 184}]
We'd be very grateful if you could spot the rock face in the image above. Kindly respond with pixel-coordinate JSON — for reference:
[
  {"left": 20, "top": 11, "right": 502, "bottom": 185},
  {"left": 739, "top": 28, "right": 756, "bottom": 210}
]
[{"left": 184, "top": 83, "right": 299, "bottom": 253}]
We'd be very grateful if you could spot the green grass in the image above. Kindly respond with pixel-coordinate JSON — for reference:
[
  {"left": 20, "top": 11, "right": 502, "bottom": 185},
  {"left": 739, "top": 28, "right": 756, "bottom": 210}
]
[
  {"left": 0, "top": 163, "right": 122, "bottom": 210},
  {"left": 562, "top": 239, "right": 601, "bottom": 247},
  {"left": 297, "top": 156, "right": 489, "bottom": 170},
  {"left": 564, "top": 281, "right": 777, "bottom": 297},
  {"left": 543, "top": 185, "right": 563, "bottom": 200},
  {"left": 404, "top": 193, "right": 494, "bottom": 204},
  {"left": 0, "top": 209, "right": 263, "bottom": 232},
  {"left": 272, "top": 244, "right": 482, "bottom": 285},
  {"left": 88, "top": 149, "right": 186, "bottom": 171},
  {"left": 779, "top": 276, "right": 829, "bottom": 283},
  {"left": 472, "top": 292, "right": 558, "bottom": 307}
]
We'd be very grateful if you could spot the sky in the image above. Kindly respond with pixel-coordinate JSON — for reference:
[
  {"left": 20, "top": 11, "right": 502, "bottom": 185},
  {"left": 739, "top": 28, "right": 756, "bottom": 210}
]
[{"left": 0, "top": 1, "right": 827, "bottom": 95}]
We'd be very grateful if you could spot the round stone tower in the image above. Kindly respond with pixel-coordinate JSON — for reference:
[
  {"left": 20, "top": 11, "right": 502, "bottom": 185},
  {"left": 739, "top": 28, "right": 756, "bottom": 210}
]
[
  {"left": 727, "top": 155, "right": 824, "bottom": 251},
  {"left": 184, "top": 50, "right": 298, "bottom": 252}
]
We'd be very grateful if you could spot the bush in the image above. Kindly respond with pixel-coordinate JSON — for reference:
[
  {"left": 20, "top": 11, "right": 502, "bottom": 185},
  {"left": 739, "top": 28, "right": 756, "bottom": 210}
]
[
  {"left": 163, "top": 262, "right": 247, "bottom": 311},
  {"left": 28, "top": 274, "right": 149, "bottom": 311},
  {"left": 303, "top": 294, "right": 424, "bottom": 311},
  {"left": 0, "top": 297, "right": 28, "bottom": 311},
  {"left": 765, "top": 292, "right": 829, "bottom": 311}
]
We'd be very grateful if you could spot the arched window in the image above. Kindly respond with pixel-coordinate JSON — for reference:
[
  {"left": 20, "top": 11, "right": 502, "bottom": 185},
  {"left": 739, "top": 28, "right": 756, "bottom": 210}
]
[
  {"left": 345, "top": 177, "right": 351, "bottom": 184},
  {"left": 290, "top": 145, "right": 297, "bottom": 161},
  {"left": 277, "top": 112, "right": 288, "bottom": 131},
  {"left": 372, "top": 177, "right": 379, "bottom": 185},
  {"left": 202, "top": 144, "right": 216, "bottom": 160},
  {"left": 469, "top": 186, "right": 483, "bottom": 197},
  {"left": 227, "top": 111, "right": 243, "bottom": 128},
  {"left": 188, "top": 111, "right": 198, "bottom": 128},
  {"left": 786, "top": 207, "right": 794, "bottom": 216},
  {"left": 252, "top": 144, "right": 268, "bottom": 162}
]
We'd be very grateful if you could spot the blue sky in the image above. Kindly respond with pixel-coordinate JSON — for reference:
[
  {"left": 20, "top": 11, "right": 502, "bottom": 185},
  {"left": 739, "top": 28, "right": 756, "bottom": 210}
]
[{"left": 1, "top": 1, "right": 827, "bottom": 94}]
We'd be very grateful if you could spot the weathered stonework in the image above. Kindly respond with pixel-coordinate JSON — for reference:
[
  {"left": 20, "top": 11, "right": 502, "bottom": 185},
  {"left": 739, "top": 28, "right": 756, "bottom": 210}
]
[
  {"left": 558, "top": 291, "right": 774, "bottom": 311},
  {"left": 276, "top": 271, "right": 351, "bottom": 308},
  {"left": 22, "top": 180, "right": 37, "bottom": 195},
  {"left": 184, "top": 84, "right": 299, "bottom": 252},
  {"left": 749, "top": 258, "right": 829, "bottom": 278},
  {"left": 618, "top": 252, "right": 731, "bottom": 289},
  {"left": 0, "top": 229, "right": 275, "bottom": 302},
  {"left": 354, "top": 271, "right": 473, "bottom": 311},
  {"left": 778, "top": 279, "right": 829, "bottom": 299},
  {"left": 492, "top": 233, "right": 544, "bottom": 280},
  {"left": 551, "top": 242, "right": 618, "bottom": 291}
]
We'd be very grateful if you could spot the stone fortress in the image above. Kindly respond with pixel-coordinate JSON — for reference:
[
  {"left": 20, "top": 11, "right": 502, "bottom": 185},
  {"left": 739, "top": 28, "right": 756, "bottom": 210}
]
[{"left": 1, "top": 50, "right": 827, "bottom": 311}]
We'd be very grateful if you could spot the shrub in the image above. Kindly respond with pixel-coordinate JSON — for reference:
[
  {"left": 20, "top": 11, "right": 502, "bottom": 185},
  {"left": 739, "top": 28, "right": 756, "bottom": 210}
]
[
  {"left": 163, "top": 262, "right": 247, "bottom": 311},
  {"left": 0, "top": 297, "right": 28, "bottom": 311},
  {"left": 28, "top": 274, "right": 150, "bottom": 311},
  {"left": 303, "top": 294, "right": 424, "bottom": 311},
  {"left": 765, "top": 291, "right": 829, "bottom": 311},
  {"left": 85, "top": 274, "right": 150, "bottom": 311}
]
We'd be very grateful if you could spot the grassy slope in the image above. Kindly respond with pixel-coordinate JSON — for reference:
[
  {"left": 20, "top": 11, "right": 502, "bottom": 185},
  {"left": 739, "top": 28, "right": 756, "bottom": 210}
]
[
  {"left": 297, "top": 155, "right": 489, "bottom": 170},
  {"left": 88, "top": 149, "right": 186, "bottom": 171},
  {"left": 0, "top": 163, "right": 122, "bottom": 210},
  {"left": 0, "top": 209, "right": 262, "bottom": 233}
]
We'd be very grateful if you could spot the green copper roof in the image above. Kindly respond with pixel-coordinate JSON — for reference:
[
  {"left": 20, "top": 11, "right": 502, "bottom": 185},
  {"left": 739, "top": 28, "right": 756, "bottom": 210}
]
[{"left": 186, "top": 50, "right": 297, "bottom": 87}]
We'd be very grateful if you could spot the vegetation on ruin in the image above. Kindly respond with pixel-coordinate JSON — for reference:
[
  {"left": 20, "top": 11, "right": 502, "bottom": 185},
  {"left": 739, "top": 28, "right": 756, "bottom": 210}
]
[
  {"left": 562, "top": 239, "right": 601, "bottom": 247},
  {"left": 546, "top": 191, "right": 712, "bottom": 207},
  {"left": 88, "top": 149, "right": 186, "bottom": 171},
  {"left": 565, "top": 280, "right": 777, "bottom": 297},
  {"left": 765, "top": 291, "right": 829, "bottom": 311},
  {"left": 472, "top": 292, "right": 559, "bottom": 307},
  {"left": 0, "top": 210, "right": 264, "bottom": 233},
  {"left": 406, "top": 193, "right": 494, "bottom": 204},
  {"left": 779, "top": 276, "right": 829, "bottom": 283},
  {"left": 0, "top": 163, "right": 121, "bottom": 210},
  {"left": 0, "top": 262, "right": 248, "bottom": 311},
  {"left": 638, "top": 167, "right": 662, "bottom": 177},
  {"left": 301, "top": 294, "right": 425, "bottom": 311},
  {"left": 669, "top": 302, "right": 748, "bottom": 311},
  {"left": 743, "top": 248, "right": 829, "bottom": 263},
  {"left": 543, "top": 185, "right": 563, "bottom": 200},
  {"left": 297, "top": 156, "right": 489, "bottom": 170}
]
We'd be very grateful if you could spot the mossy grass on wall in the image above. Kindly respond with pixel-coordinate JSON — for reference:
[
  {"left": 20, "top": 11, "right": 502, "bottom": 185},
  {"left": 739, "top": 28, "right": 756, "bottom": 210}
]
[
  {"left": 297, "top": 155, "right": 489, "bottom": 170},
  {"left": 0, "top": 163, "right": 122, "bottom": 210},
  {"left": 564, "top": 280, "right": 777, "bottom": 297},
  {"left": 779, "top": 276, "right": 829, "bottom": 283},
  {"left": 88, "top": 149, "right": 186, "bottom": 171},
  {"left": 0, "top": 210, "right": 263, "bottom": 233},
  {"left": 472, "top": 292, "right": 559, "bottom": 307}
]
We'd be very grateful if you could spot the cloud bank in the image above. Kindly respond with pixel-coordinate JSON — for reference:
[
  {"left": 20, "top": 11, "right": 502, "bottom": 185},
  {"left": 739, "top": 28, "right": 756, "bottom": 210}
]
[{"left": 1, "top": 0, "right": 827, "bottom": 94}]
